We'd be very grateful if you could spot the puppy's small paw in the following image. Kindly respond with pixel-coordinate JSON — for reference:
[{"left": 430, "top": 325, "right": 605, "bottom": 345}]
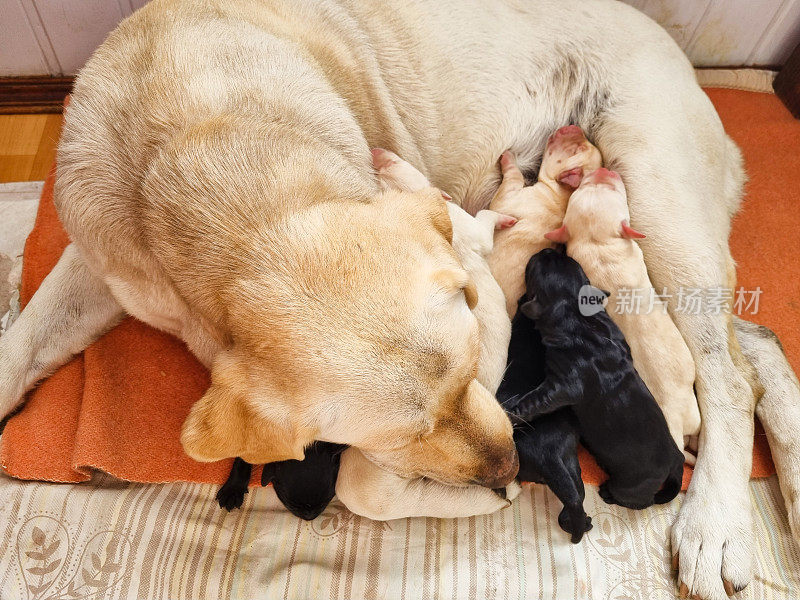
[
  {"left": 598, "top": 482, "right": 615, "bottom": 505},
  {"left": 495, "top": 214, "right": 517, "bottom": 230},
  {"left": 558, "top": 506, "right": 591, "bottom": 543},
  {"left": 216, "top": 483, "right": 247, "bottom": 511}
]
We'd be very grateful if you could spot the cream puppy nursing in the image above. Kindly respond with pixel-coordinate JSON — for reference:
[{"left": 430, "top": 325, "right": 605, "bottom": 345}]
[
  {"left": 547, "top": 168, "right": 701, "bottom": 458},
  {"left": 488, "top": 126, "right": 602, "bottom": 317}
]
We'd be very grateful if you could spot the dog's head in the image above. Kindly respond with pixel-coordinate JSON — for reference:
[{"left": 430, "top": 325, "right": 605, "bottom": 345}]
[
  {"left": 181, "top": 187, "right": 517, "bottom": 488},
  {"left": 520, "top": 248, "right": 590, "bottom": 320}
]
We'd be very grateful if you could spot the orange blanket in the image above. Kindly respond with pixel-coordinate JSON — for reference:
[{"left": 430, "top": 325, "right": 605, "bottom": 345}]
[{"left": 2, "top": 88, "right": 796, "bottom": 488}]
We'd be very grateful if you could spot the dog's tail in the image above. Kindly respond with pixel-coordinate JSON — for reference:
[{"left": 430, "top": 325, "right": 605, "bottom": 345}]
[{"left": 653, "top": 456, "right": 683, "bottom": 504}]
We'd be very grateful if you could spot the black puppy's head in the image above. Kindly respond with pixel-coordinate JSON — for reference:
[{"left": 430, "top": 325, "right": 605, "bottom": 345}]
[
  {"left": 519, "top": 247, "right": 590, "bottom": 320},
  {"left": 262, "top": 442, "right": 345, "bottom": 520}
]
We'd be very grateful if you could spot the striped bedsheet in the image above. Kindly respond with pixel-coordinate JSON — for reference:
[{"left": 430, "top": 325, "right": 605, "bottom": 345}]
[{"left": 1, "top": 473, "right": 797, "bottom": 600}]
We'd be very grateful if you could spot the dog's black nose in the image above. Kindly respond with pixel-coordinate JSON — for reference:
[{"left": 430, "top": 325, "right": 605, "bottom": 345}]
[{"left": 473, "top": 447, "right": 519, "bottom": 489}]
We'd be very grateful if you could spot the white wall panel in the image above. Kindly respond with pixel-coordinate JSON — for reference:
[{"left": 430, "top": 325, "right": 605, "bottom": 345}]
[
  {"left": 0, "top": 0, "right": 798, "bottom": 75},
  {"left": 622, "top": 0, "right": 800, "bottom": 67},
  {"left": 0, "top": 0, "right": 58, "bottom": 75},
  {"left": 30, "top": 0, "right": 127, "bottom": 74},
  {"left": 747, "top": 1, "right": 800, "bottom": 65}
]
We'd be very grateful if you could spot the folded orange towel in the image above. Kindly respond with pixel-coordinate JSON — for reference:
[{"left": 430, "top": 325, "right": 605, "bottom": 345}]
[{"left": 2, "top": 88, "right": 796, "bottom": 489}]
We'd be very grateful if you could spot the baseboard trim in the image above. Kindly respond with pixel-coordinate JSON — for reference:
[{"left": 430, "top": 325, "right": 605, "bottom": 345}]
[
  {"left": 0, "top": 76, "right": 74, "bottom": 114},
  {"left": 695, "top": 68, "right": 777, "bottom": 93}
]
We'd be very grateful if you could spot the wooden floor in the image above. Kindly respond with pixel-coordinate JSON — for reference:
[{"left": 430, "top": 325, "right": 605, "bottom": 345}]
[{"left": 0, "top": 113, "right": 63, "bottom": 183}]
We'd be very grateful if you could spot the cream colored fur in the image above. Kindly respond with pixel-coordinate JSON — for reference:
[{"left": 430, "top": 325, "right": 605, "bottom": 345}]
[
  {"left": 0, "top": 2, "right": 796, "bottom": 596},
  {"left": 371, "top": 148, "right": 512, "bottom": 392},
  {"left": 558, "top": 171, "right": 701, "bottom": 461},
  {"left": 335, "top": 149, "right": 518, "bottom": 519},
  {"left": 488, "top": 130, "right": 602, "bottom": 317}
]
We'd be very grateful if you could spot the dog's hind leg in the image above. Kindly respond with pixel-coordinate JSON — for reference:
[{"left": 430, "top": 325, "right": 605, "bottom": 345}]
[
  {"left": 591, "top": 83, "right": 756, "bottom": 597},
  {"left": 734, "top": 317, "right": 800, "bottom": 542},
  {"left": 598, "top": 475, "right": 664, "bottom": 510},
  {"left": 0, "top": 243, "right": 123, "bottom": 423}
]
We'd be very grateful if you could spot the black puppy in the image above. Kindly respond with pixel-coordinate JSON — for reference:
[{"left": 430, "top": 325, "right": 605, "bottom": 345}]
[
  {"left": 217, "top": 442, "right": 346, "bottom": 520},
  {"left": 509, "top": 248, "right": 684, "bottom": 510},
  {"left": 498, "top": 298, "right": 591, "bottom": 543}
]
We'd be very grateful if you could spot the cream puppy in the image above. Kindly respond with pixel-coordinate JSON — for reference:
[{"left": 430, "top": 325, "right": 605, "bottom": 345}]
[
  {"left": 546, "top": 168, "right": 701, "bottom": 460},
  {"left": 488, "top": 126, "right": 603, "bottom": 317}
]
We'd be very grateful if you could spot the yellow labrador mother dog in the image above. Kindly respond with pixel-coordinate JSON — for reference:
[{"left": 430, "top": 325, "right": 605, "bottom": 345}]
[{"left": 2, "top": 1, "right": 800, "bottom": 597}]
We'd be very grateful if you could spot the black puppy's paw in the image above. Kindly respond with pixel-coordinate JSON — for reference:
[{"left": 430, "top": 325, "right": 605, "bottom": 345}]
[
  {"left": 216, "top": 482, "right": 248, "bottom": 511},
  {"left": 558, "top": 506, "right": 592, "bottom": 544},
  {"left": 598, "top": 482, "right": 653, "bottom": 510},
  {"left": 598, "top": 482, "right": 615, "bottom": 505},
  {"left": 583, "top": 514, "right": 593, "bottom": 533}
]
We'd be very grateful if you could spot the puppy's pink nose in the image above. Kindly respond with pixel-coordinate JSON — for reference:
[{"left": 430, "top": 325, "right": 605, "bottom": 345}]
[
  {"left": 583, "top": 167, "right": 620, "bottom": 185},
  {"left": 547, "top": 124, "right": 586, "bottom": 145},
  {"left": 555, "top": 125, "right": 583, "bottom": 137}
]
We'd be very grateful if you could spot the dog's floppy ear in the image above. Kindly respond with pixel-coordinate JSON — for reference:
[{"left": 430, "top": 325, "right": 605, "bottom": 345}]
[
  {"left": 414, "top": 188, "right": 454, "bottom": 244},
  {"left": 519, "top": 298, "right": 543, "bottom": 320},
  {"left": 434, "top": 268, "right": 479, "bottom": 310},
  {"left": 181, "top": 349, "right": 315, "bottom": 465}
]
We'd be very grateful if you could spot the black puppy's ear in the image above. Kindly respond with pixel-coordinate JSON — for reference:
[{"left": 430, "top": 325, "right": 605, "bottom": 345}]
[
  {"left": 519, "top": 299, "right": 542, "bottom": 320},
  {"left": 601, "top": 289, "right": 611, "bottom": 298}
]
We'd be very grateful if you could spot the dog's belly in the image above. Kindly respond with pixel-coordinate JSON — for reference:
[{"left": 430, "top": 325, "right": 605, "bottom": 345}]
[{"left": 334, "top": 0, "right": 688, "bottom": 211}]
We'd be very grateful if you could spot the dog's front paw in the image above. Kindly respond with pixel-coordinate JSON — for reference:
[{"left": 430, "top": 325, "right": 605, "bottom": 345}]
[
  {"left": 785, "top": 491, "right": 800, "bottom": 544},
  {"left": 671, "top": 481, "right": 752, "bottom": 599},
  {"left": 216, "top": 482, "right": 248, "bottom": 511},
  {"left": 0, "top": 345, "right": 28, "bottom": 423},
  {"left": 504, "top": 480, "right": 523, "bottom": 504}
]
